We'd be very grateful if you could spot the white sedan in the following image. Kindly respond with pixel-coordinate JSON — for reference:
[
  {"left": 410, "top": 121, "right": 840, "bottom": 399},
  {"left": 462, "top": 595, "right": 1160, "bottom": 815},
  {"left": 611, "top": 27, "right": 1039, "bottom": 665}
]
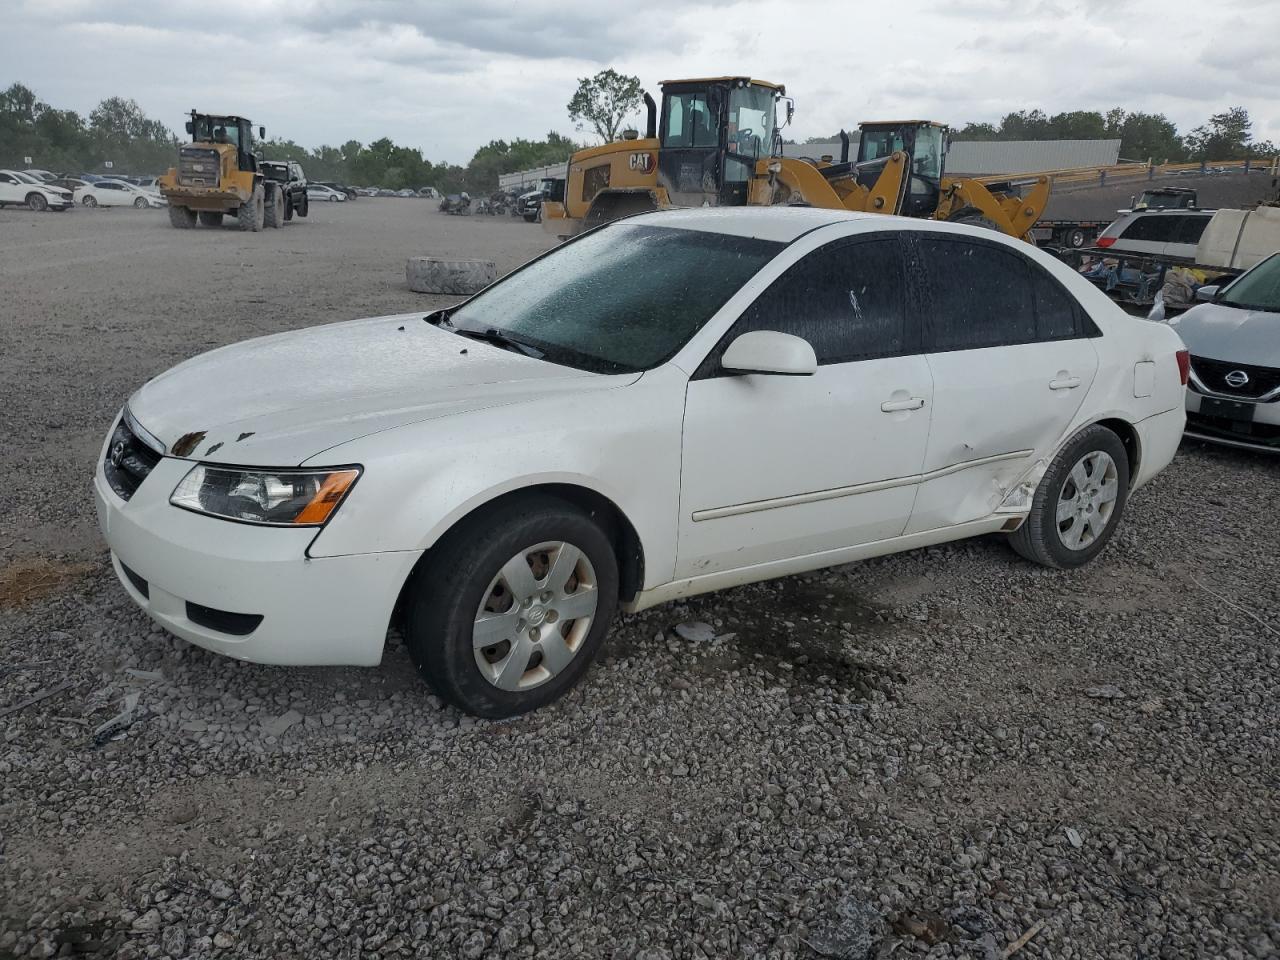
[
  {"left": 0, "top": 169, "right": 74, "bottom": 210},
  {"left": 94, "top": 208, "right": 1187, "bottom": 717},
  {"left": 77, "top": 178, "right": 165, "bottom": 208},
  {"left": 306, "top": 184, "right": 346, "bottom": 202}
]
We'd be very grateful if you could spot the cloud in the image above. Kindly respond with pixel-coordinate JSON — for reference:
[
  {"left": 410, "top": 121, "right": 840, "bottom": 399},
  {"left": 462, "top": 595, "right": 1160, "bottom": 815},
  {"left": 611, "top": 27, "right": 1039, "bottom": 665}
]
[{"left": 3, "top": 0, "right": 1278, "bottom": 164}]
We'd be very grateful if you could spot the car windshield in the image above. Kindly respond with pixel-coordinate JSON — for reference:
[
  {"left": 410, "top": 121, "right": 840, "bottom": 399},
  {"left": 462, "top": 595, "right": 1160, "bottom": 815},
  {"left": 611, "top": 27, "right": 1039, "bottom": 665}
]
[
  {"left": 13, "top": 171, "right": 40, "bottom": 183},
  {"left": 1218, "top": 254, "right": 1280, "bottom": 313},
  {"left": 446, "top": 224, "right": 783, "bottom": 374}
]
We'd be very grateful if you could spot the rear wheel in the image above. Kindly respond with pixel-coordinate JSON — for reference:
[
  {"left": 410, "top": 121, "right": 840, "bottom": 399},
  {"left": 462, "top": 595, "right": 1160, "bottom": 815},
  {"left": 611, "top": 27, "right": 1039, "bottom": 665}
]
[
  {"left": 80, "top": 195, "right": 97, "bottom": 208},
  {"left": 297, "top": 193, "right": 309, "bottom": 218},
  {"left": 284, "top": 196, "right": 294, "bottom": 221},
  {"left": 238, "top": 184, "right": 264, "bottom": 232},
  {"left": 169, "top": 205, "right": 198, "bottom": 229},
  {"left": 197, "top": 211, "right": 223, "bottom": 227},
  {"left": 404, "top": 496, "right": 619, "bottom": 718},
  {"left": 1066, "top": 227, "right": 1087, "bottom": 248},
  {"left": 1008, "top": 425, "right": 1130, "bottom": 569}
]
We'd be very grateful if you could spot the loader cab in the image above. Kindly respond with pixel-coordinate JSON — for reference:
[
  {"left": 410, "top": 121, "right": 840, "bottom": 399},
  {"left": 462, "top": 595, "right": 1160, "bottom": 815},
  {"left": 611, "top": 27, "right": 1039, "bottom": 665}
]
[
  {"left": 185, "top": 113, "right": 261, "bottom": 173},
  {"left": 658, "top": 77, "right": 783, "bottom": 208},
  {"left": 856, "top": 121, "right": 947, "bottom": 217}
]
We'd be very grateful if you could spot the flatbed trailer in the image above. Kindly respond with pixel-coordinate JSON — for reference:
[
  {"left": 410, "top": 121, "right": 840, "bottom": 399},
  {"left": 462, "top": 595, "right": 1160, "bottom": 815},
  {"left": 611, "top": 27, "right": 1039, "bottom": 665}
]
[
  {"left": 1031, "top": 219, "right": 1111, "bottom": 249},
  {"left": 1050, "top": 247, "right": 1242, "bottom": 309}
]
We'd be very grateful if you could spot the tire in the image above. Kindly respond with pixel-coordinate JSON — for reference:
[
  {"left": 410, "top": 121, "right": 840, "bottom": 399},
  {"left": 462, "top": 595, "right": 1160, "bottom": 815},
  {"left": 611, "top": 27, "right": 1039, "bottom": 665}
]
[
  {"left": 404, "top": 496, "right": 620, "bottom": 717},
  {"left": 284, "top": 196, "right": 294, "bottom": 221},
  {"left": 1008, "top": 425, "right": 1130, "bottom": 569},
  {"left": 264, "top": 185, "right": 284, "bottom": 228},
  {"left": 946, "top": 206, "right": 1002, "bottom": 232},
  {"left": 134, "top": 197, "right": 148, "bottom": 209},
  {"left": 1066, "top": 228, "right": 1087, "bottom": 248},
  {"left": 169, "top": 205, "right": 198, "bottom": 229},
  {"left": 405, "top": 257, "right": 497, "bottom": 295},
  {"left": 523, "top": 213, "right": 538, "bottom": 223},
  {"left": 27, "top": 193, "right": 48, "bottom": 212},
  {"left": 197, "top": 211, "right": 223, "bottom": 227},
  {"left": 297, "top": 193, "right": 309, "bottom": 218},
  {"left": 329, "top": 193, "right": 339, "bottom": 202},
  {"left": 238, "top": 184, "right": 264, "bottom": 232},
  {"left": 81, "top": 195, "right": 96, "bottom": 208}
]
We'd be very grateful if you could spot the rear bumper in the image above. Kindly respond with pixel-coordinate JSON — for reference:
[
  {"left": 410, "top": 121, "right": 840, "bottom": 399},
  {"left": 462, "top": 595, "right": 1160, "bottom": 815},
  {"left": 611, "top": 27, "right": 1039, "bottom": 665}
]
[
  {"left": 94, "top": 452, "right": 421, "bottom": 666},
  {"left": 1132, "top": 406, "right": 1185, "bottom": 491}
]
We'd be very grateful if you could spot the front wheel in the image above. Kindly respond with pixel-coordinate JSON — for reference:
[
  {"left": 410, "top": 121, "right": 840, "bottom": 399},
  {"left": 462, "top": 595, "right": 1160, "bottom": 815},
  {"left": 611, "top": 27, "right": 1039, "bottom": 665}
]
[
  {"left": 27, "top": 193, "right": 48, "bottom": 212},
  {"left": 1008, "top": 425, "right": 1130, "bottom": 568},
  {"left": 238, "top": 184, "right": 264, "bottom": 232},
  {"left": 168, "top": 205, "right": 198, "bottom": 229},
  {"left": 134, "top": 197, "right": 148, "bottom": 209},
  {"left": 297, "top": 193, "right": 309, "bottom": 217},
  {"left": 404, "top": 496, "right": 619, "bottom": 718}
]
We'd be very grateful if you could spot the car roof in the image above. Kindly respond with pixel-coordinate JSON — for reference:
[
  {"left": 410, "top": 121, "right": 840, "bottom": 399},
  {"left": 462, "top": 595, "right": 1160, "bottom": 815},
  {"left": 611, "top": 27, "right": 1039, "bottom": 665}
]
[{"left": 624, "top": 206, "right": 889, "bottom": 242}]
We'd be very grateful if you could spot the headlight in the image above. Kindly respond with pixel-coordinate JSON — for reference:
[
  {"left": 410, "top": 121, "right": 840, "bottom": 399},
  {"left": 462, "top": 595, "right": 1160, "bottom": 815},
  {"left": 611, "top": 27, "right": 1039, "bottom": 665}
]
[{"left": 170, "top": 464, "right": 360, "bottom": 526}]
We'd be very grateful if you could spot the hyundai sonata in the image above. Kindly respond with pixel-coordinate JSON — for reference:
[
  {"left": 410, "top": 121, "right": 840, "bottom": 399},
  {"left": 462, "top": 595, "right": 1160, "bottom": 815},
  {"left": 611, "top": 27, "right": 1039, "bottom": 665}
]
[{"left": 95, "top": 208, "right": 1188, "bottom": 717}]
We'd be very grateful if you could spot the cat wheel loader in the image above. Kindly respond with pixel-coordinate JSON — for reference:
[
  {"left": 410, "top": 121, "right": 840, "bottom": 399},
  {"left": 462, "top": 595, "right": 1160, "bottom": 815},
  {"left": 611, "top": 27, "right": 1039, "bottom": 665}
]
[
  {"left": 158, "top": 111, "right": 288, "bottom": 232},
  {"left": 541, "top": 77, "right": 1050, "bottom": 242}
]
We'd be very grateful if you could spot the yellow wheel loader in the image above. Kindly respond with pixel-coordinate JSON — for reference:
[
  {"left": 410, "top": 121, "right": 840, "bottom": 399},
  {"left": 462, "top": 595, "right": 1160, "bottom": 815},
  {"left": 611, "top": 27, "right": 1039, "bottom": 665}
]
[
  {"left": 541, "top": 77, "right": 1049, "bottom": 242},
  {"left": 158, "top": 111, "right": 290, "bottom": 232}
]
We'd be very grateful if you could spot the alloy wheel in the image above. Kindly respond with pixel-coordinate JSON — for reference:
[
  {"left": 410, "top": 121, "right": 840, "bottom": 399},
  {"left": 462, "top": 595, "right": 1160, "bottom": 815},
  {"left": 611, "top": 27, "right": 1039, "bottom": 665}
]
[
  {"left": 472, "top": 541, "right": 598, "bottom": 691},
  {"left": 1055, "top": 450, "right": 1119, "bottom": 550}
]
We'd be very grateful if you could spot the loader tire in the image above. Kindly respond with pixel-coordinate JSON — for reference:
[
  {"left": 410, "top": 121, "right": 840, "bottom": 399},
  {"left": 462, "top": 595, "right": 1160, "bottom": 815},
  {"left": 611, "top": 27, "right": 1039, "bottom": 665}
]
[
  {"left": 169, "top": 205, "right": 198, "bottom": 229},
  {"left": 197, "top": 211, "right": 223, "bottom": 227},
  {"left": 297, "top": 193, "right": 309, "bottom": 218},
  {"left": 264, "top": 185, "right": 284, "bottom": 228},
  {"left": 284, "top": 196, "right": 294, "bottom": 221},
  {"left": 946, "top": 207, "right": 1003, "bottom": 233},
  {"left": 406, "top": 257, "right": 497, "bottom": 295},
  {"left": 238, "top": 184, "right": 265, "bottom": 232}
]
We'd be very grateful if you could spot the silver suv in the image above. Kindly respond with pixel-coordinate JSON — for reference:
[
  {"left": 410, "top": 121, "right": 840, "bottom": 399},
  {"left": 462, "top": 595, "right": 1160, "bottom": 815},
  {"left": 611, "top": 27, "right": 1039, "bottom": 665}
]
[{"left": 1095, "top": 209, "right": 1215, "bottom": 261}]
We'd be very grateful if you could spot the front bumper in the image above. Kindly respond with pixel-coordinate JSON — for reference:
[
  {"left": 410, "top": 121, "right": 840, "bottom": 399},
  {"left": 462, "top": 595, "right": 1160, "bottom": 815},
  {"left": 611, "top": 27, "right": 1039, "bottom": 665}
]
[
  {"left": 94, "top": 451, "right": 421, "bottom": 666},
  {"left": 1184, "top": 390, "right": 1280, "bottom": 452}
]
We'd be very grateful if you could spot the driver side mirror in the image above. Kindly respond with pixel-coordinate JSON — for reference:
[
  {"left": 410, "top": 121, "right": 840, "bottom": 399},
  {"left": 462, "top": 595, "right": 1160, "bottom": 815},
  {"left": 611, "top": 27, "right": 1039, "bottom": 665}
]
[
  {"left": 1194, "top": 284, "right": 1220, "bottom": 302},
  {"left": 721, "top": 330, "right": 817, "bottom": 376},
  {"left": 259, "top": 126, "right": 266, "bottom": 140},
  {"left": 184, "top": 121, "right": 193, "bottom": 135}
]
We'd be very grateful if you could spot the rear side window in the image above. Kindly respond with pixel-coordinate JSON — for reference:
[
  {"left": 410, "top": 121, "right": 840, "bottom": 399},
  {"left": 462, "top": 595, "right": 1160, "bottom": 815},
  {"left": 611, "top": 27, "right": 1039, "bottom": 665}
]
[
  {"left": 1119, "top": 215, "right": 1180, "bottom": 243},
  {"left": 1173, "top": 216, "right": 1210, "bottom": 245},
  {"left": 918, "top": 238, "right": 1036, "bottom": 350},
  {"left": 1031, "top": 270, "right": 1080, "bottom": 339},
  {"left": 722, "top": 237, "right": 909, "bottom": 366}
]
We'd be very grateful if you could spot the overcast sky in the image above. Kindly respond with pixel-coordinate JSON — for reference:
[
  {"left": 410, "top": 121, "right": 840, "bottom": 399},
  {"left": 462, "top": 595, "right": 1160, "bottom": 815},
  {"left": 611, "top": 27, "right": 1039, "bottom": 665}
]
[{"left": 4, "top": 0, "right": 1278, "bottom": 164}]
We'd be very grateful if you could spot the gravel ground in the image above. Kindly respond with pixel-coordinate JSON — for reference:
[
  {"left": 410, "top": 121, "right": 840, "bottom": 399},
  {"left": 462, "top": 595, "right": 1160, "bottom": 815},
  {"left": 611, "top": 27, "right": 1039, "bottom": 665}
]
[{"left": 1, "top": 201, "right": 1278, "bottom": 960}]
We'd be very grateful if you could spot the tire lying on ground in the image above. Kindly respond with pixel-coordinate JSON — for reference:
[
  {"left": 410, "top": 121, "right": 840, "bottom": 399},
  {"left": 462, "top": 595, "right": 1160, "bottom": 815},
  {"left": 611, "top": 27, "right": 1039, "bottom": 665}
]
[{"left": 406, "top": 257, "right": 497, "bottom": 295}]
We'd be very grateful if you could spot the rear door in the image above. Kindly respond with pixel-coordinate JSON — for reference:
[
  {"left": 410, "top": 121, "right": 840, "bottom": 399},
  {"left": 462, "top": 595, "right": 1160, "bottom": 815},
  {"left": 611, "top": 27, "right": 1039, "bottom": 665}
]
[
  {"left": 906, "top": 234, "right": 1099, "bottom": 534},
  {"left": 677, "top": 235, "right": 934, "bottom": 577}
]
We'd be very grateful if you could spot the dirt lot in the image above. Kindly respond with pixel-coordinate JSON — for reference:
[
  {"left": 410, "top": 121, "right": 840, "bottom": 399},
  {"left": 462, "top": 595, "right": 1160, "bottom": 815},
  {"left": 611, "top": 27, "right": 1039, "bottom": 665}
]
[{"left": 1, "top": 201, "right": 1277, "bottom": 960}]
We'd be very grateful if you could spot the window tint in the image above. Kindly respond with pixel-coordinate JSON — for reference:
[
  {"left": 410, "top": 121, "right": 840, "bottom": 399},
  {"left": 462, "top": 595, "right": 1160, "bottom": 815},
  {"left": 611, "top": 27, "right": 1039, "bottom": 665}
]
[
  {"left": 663, "top": 92, "right": 719, "bottom": 148},
  {"left": 1031, "top": 269, "right": 1079, "bottom": 339},
  {"left": 919, "top": 238, "right": 1036, "bottom": 351},
  {"left": 722, "top": 238, "right": 908, "bottom": 366},
  {"left": 1119, "top": 215, "right": 1180, "bottom": 243},
  {"left": 1173, "top": 215, "right": 1210, "bottom": 245}
]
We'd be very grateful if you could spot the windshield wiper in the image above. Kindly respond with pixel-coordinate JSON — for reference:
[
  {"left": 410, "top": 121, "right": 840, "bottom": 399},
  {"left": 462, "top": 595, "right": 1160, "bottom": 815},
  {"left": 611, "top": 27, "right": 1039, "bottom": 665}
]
[{"left": 452, "top": 326, "right": 544, "bottom": 359}]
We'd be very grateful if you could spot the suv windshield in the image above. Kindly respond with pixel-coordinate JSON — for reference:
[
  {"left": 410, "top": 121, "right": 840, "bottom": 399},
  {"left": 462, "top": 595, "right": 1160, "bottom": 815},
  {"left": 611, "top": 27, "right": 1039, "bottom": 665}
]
[
  {"left": 446, "top": 224, "right": 783, "bottom": 373},
  {"left": 262, "top": 164, "right": 289, "bottom": 181},
  {"left": 1219, "top": 253, "right": 1280, "bottom": 313}
]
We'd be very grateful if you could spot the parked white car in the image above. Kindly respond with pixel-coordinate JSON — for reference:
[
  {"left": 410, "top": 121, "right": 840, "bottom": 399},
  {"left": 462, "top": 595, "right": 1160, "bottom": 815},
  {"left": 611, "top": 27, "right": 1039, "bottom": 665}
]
[
  {"left": 306, "top": 184, "right": 346, "bottom": 202},
  {"left": 94, "top": 208, "right": 1188, "bottom": 717},
  {"left": 1166, "top": 252, "right": 1280, "bottom": 452},
  {"left": 23, "top": 168, "right": 57, "bottom": 182},
  {"left": 77, "top": 178, "right": 165, "bottom": 208},
  {"left": 0, "top": 169, "right": 74, "bottom": 210}
]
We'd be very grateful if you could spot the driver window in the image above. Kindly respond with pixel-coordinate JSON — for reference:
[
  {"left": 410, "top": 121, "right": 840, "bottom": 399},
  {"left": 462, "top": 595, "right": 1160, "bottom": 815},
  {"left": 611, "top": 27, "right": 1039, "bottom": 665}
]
[{"left": 663, "top": 93, "right": 717, "bottom": 149}]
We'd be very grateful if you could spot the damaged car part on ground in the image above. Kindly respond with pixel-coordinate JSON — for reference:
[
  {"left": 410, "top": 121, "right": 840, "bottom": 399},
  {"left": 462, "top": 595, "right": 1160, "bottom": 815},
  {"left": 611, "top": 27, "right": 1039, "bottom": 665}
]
[{"left": 93, "top": 207, "right": 1188, "bottom": 718}]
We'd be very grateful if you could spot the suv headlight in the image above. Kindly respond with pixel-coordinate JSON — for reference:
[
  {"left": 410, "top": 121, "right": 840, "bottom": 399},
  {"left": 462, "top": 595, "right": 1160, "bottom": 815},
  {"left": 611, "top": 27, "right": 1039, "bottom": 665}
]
[{"left": 170, "top": 464, "right": 361, "bottom": 526}]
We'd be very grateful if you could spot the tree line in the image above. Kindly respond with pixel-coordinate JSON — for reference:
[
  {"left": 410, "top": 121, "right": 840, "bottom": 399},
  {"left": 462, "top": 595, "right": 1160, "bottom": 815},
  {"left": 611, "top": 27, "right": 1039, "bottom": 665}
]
[
  {"left": 5, "top": 79, "right": 1275, "bottom": 196},
  {"left": 0, "top": 82, "right": 580, "bottom": 194}
]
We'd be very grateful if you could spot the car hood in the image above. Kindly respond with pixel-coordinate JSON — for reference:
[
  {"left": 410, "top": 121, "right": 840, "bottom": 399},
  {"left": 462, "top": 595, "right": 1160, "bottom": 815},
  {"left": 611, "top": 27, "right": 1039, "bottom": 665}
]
[
  {"left": 128, "top": 313, "right": 636, "bottom": 466},
  {"left": 1168, "top": 301, "right": 1280, "bottom": 366}
]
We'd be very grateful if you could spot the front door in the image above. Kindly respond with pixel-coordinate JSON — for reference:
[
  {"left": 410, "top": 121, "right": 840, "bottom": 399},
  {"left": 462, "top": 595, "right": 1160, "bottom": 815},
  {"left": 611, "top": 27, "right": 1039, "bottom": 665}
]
[
  {"left": 905, "top": 235, "right": 1100, "bottom": 533},
  {"left": 658, "top": 86, "right": 722, "bottom": 207},
  {"left": 676, "top": 236, "right": 934, "bottom": 578}
]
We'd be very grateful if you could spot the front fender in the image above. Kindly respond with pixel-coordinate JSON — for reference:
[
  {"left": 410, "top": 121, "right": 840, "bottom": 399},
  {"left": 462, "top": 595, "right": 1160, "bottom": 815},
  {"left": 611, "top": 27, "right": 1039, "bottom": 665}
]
[{"left": 306, "top": 367, "right": 687, "bottom": 589}]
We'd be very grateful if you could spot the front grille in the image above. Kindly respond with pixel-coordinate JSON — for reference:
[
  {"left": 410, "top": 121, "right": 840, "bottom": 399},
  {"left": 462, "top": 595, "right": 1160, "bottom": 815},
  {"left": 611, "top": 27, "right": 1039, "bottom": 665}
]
[
  {"left": 178, "top": 146, "right": 221, "bottom": 187},
  {"left": 1190, "top": 355, "right": 1280, "bottom": 400},
  {"left": 1187, "top": 412, "right": 1280, "bottom": 447},
  {"left": 103, "top": 417, "right": 162, "bottom": 501},
  {"left": 185, "top": 602, "right": 263, "bottom": 636}
]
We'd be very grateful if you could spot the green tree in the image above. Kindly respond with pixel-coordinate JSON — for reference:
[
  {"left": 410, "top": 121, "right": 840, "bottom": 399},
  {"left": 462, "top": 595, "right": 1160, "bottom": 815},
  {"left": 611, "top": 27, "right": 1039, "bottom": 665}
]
[
  {"left": 567, "top": 69, "right": 643, "bottom": 144},
  {"left": 1184, "top": 107, "right": 1256, "bottom": 160}
]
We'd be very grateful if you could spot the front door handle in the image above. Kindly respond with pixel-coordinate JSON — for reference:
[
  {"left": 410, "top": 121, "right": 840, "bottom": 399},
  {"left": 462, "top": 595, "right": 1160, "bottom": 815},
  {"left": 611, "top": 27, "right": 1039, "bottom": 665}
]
[
  {"left": 1049, "top": 376, "right": 1082, "bottom": 390},
  {"left": 881, "top": 397, "right": 926, "bottom": 412}
]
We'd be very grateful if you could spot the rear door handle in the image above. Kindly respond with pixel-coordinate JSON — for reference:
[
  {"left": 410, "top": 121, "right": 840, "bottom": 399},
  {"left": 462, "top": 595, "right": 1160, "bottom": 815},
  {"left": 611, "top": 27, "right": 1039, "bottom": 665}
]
[
  {"left": 1049, "top": 376, "right": 1082, "bottom": 390},
  {"left": 881, "top": 397, "right": 926, "bottom": 412}
]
